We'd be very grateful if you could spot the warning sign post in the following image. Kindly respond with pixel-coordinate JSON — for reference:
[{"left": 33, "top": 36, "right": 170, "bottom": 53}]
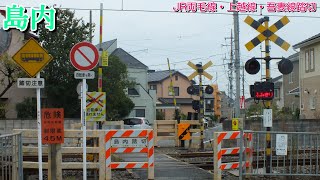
[
  {"left": 41, "top": 108, "right": 64, "bottom": 144},
  {"left": 178, "top": 123, "right": 191, "bottom": 140},
  {"left": 86, "top": 92, "right": 106, "bottom": 121}
]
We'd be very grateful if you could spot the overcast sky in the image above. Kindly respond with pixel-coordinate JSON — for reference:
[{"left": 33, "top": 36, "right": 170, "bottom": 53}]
[{"left": 1, "top": 0, "right": 320, "bottom": 98}]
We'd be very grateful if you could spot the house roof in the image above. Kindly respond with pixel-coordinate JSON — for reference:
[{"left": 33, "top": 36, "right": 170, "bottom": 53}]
[
  {"left": 158, "top": 98, "right": 193, "bottom": 105},
  {"left": 293, "top": 33, "right": 320, "bottom": 49},
  {"left": 271, "top": 75, "right": 282, "bottom": 83},
  {"left": 111, "top": 48, "right": 148, "bottom": 69},
  {"left": 287, "top": 52, "right": 299, "bottom": 62},
  {"left": 148, "top": 70, "right": 189, "bottom": 83},
  {"left": 96, "top": 39, "right": 117, "bottom": 51}
]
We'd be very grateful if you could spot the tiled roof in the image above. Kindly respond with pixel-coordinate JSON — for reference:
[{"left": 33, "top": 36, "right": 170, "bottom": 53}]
[
  {"left": 293, "top": 33, "right": 320, "bottom": 49},
  {"left": 111, "top": 48, "right": 148, "bottom": 69},
  {"left": 148, "top": 70, "right": 188, "bottom": 83}
]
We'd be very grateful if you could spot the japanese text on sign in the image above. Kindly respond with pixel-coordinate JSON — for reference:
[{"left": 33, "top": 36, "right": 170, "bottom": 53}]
[
  {"left": 276, "top": 134, "right": 288, "bottom": 156},
  {"left": 17, "top": 78, "right": 44, "bottom": 88},
  {"left": 42, "top": 108, "right": 64, "bottom": 144},
  {"left": 111, "top": 138, "right": 147, "bottom": 147},
  {"left": 74, "top": 71, "right": 95, "bottom": 79},
  {"left": 3, "top": 4, "right": 56, "bottom": 32},
  {"left": 173, "top": 2, "right": 317, "bottom": 13}
]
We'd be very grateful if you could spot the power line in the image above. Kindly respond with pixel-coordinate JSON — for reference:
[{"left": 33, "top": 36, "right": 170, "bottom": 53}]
[{"left": 1, "top": 5, "right": 319, "bottom": 19}]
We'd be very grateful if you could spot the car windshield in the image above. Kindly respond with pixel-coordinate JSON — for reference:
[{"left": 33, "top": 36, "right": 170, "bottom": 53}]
[{"left": 123, "top": 118, "right": 142, "bottom": 125}]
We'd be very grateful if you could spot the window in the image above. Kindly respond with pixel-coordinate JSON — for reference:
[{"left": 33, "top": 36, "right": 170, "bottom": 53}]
[
  {"left": 135, "top": 109, "right": 145, "bottom": 117},
  {"left": 310, "top": 49, "right": 315, "bottom": 71},
  {"left": 305, "top": 48, "right": 315, "bottom": 73},
  {"left": 168, "top": 87, "right": 179, "bottom": 96},
  {"left": 274, "top": 89, "right": 279, "bottom": 98},
  {"left": 150, "top": 85, "right": 157, "bottom": 92},
  {"left": 289, "top": 72, "right": 293, "bottom": 84},
  {"left": 305, "top": 50, "right": 309, "bottom": 72},
  {"left": 175, "top": 75, "right": 179, "bottom": 81},
  {"left": 310, "top": 96, "right": 316, "bottom": 110}
]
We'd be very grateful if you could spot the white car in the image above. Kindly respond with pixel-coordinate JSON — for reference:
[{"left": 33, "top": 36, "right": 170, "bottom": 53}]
[{"left": 123, "top": 117, "right": 152, "bottom": 129}]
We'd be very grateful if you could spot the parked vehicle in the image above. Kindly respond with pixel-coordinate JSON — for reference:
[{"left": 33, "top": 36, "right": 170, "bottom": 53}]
[{"left": 123, "top": 117, "right": 152, "bottom": 129}]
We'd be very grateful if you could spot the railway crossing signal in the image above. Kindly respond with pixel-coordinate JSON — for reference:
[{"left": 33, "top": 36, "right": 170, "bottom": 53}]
[
  {"left": 187, "top": 61, "right": 213, "bottom": 151},
  {"left": 244, "top": 16, "right": 290, "bottom": 51},
  {"left": 187, "top": 61, "right": 213, "bottom": 80}
]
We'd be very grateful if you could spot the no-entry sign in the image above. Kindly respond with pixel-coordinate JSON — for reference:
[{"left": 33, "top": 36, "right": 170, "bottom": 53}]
[{"left": 70, "top": 42, "right": 99, "bottom": 71}]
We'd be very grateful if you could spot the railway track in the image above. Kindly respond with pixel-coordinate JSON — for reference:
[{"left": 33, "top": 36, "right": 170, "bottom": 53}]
[{"left": 168, "top": 149, "right": 320, "bottom": 158}]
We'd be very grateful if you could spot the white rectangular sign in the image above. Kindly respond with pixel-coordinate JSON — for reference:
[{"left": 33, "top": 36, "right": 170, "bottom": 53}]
[
  {"left": 74, "top": 71, "right": 95, "bottom": 79},
  {"left": 17, "top": 78, "right": 44, "bottom": 88},
  {"left": 263, "top": 109, "right": 272, "bottom": 127},
  {"left": 276, "top": 134, "right": 288, "bottom": 156},
  {"left": 111, "top": 138, "right": 147, "bottom": 147}
]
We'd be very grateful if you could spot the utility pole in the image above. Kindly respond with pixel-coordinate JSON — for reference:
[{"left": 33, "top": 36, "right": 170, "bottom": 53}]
[
  {"left": 167, "top": 58, "right": 183, "bottom": 147},
  {"left": 233, "top": 0, "right": 241, "bottom": 118},
  {"left": 222, "top": 30, "right": 234, "bottom": 108}
]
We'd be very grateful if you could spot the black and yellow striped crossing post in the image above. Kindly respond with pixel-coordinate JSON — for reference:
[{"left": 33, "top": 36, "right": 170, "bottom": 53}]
[
  {"left": 187, "top": 61, "right": 213, "bottom": 151},
  {"left": 244, "top": 15, "right": 291, "bottom": 174},
  {"left": 263, "top": 16, "right": 272, "bottom": 174}
]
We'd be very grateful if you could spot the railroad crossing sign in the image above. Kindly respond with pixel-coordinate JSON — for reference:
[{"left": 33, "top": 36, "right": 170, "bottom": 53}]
[
  {"left": 244, "top": 16, "right": 290, "bottom": 51},
  {"left": 86, "top": 92, "right": 106, "bottom": 121},
  {"left": 12, "top": 38, "right": 53, "bottom": 77},
  {"left": 70, "top": 42, "right": 99, "bottom": 71},
  {"left": 187, "top": 61, "right": 213, "bottom": 80},
  {"left": 178, "top": 123, "right": 191, "bottom": 140}
]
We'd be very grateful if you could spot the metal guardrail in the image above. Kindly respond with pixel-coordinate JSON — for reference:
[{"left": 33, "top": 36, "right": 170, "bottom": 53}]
[
  {"left": 0, "top": 133, "right": 23, "bottom": 180},
  {"left": 241, "top": 131, "right": 320, "bottom": 178}
]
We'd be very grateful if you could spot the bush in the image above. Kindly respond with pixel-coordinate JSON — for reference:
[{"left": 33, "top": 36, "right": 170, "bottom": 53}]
[{"left": 16, "top": 98, "right": 36, "bottom": 119}]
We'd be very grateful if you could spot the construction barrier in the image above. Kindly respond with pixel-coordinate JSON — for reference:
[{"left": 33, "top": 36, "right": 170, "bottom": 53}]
[
  {"left": 213, "top": 131, "right": 252, "bottom": 180},
  {"left": 105, "top": 129, "right": 154, "bottom": 180},
  {"left": 154, "top": 120, "right": 201, "bottom": 147}
]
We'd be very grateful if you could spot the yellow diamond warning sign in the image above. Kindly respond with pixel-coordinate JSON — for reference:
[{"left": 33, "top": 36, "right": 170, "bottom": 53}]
[
  {"left": 86, "top": 92, "right": 106, "bottom": 121},
  {"left": 178, "top": 123, "right": 191, "bottom": 140},
  {"left": 12, "top": 38, "right": 53, "bottom": 77}
]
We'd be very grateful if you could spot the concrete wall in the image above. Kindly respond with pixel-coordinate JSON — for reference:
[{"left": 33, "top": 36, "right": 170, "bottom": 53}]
[{"left": 222, "top": 119, "right": 320, "bottom": 132}]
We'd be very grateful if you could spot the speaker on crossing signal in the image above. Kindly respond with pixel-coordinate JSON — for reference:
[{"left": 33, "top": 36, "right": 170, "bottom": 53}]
[
  {"left": 205, "top": 85, "right": 213, "bottom": 94},
  {"left": 245, "top": 58, "right": 260, "bottom": 75},
  {"left": 278, "top": 58, "right": 293, "bottom": 75},
  {"left": 192, "top": 100, "right": 200, "bottom": 111},
  {"left": 187, "top": 86, "right": 196, "bottom": 95}
]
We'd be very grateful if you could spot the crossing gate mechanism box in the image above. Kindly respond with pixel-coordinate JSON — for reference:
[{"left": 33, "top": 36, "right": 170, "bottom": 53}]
[{"left": 105, "top": 129, "right": 154, "bottom": 180}]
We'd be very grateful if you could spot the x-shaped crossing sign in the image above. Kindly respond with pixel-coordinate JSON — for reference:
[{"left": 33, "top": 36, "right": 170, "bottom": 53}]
[
  {"left": 245, "top": 16, "right": 290, "bottom": 51},
  {"left": 187, "top": 61, "right": 213, "bottom": 80}
]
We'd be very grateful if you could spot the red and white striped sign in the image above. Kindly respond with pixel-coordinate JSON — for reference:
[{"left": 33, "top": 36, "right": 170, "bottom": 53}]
[
  {"left": 105, "top": 129, "right": 154, "bottom": 179},
  {"left": 214, "top": 131, "right": 253, "bottom": 179}
]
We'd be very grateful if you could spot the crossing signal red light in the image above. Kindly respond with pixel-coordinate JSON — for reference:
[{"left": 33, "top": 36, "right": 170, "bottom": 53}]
[
  {"left": 278, "top": 58, "right": 293, "bottom": 75},
  {"left": 245, "top": 58, "right": 260, "bottom": 75},
  {"left": 187, "top": 86, "right": 196, "bottom": 95}
]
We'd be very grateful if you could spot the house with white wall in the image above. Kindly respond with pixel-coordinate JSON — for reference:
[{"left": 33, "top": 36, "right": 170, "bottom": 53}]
[{"left": 99, "top": 39, "right": 156, "bottom": 123}]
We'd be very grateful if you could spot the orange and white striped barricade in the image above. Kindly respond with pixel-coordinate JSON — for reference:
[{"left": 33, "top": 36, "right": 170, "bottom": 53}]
[
  {"left": 213, "top": 131, "right": 253, "bottom": 180},
  {"left": 105, "top": 129, "right": 154, "bottom": 180}
]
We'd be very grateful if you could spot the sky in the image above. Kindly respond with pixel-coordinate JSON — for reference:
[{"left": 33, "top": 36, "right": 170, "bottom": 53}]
[{"left": 1, "top": 0, "right": 320, "bottom": 99}]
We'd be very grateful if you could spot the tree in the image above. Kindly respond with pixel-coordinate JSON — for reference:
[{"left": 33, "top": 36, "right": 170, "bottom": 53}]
[
  {"left": 87, "top": 55, "right": 134, "bottom": 120},
  {"left": 0, "top": 53, "right": 24, "bottom": 97},
  {"left": 38, "top": 9, "right": 92, "bottom": 117}
]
